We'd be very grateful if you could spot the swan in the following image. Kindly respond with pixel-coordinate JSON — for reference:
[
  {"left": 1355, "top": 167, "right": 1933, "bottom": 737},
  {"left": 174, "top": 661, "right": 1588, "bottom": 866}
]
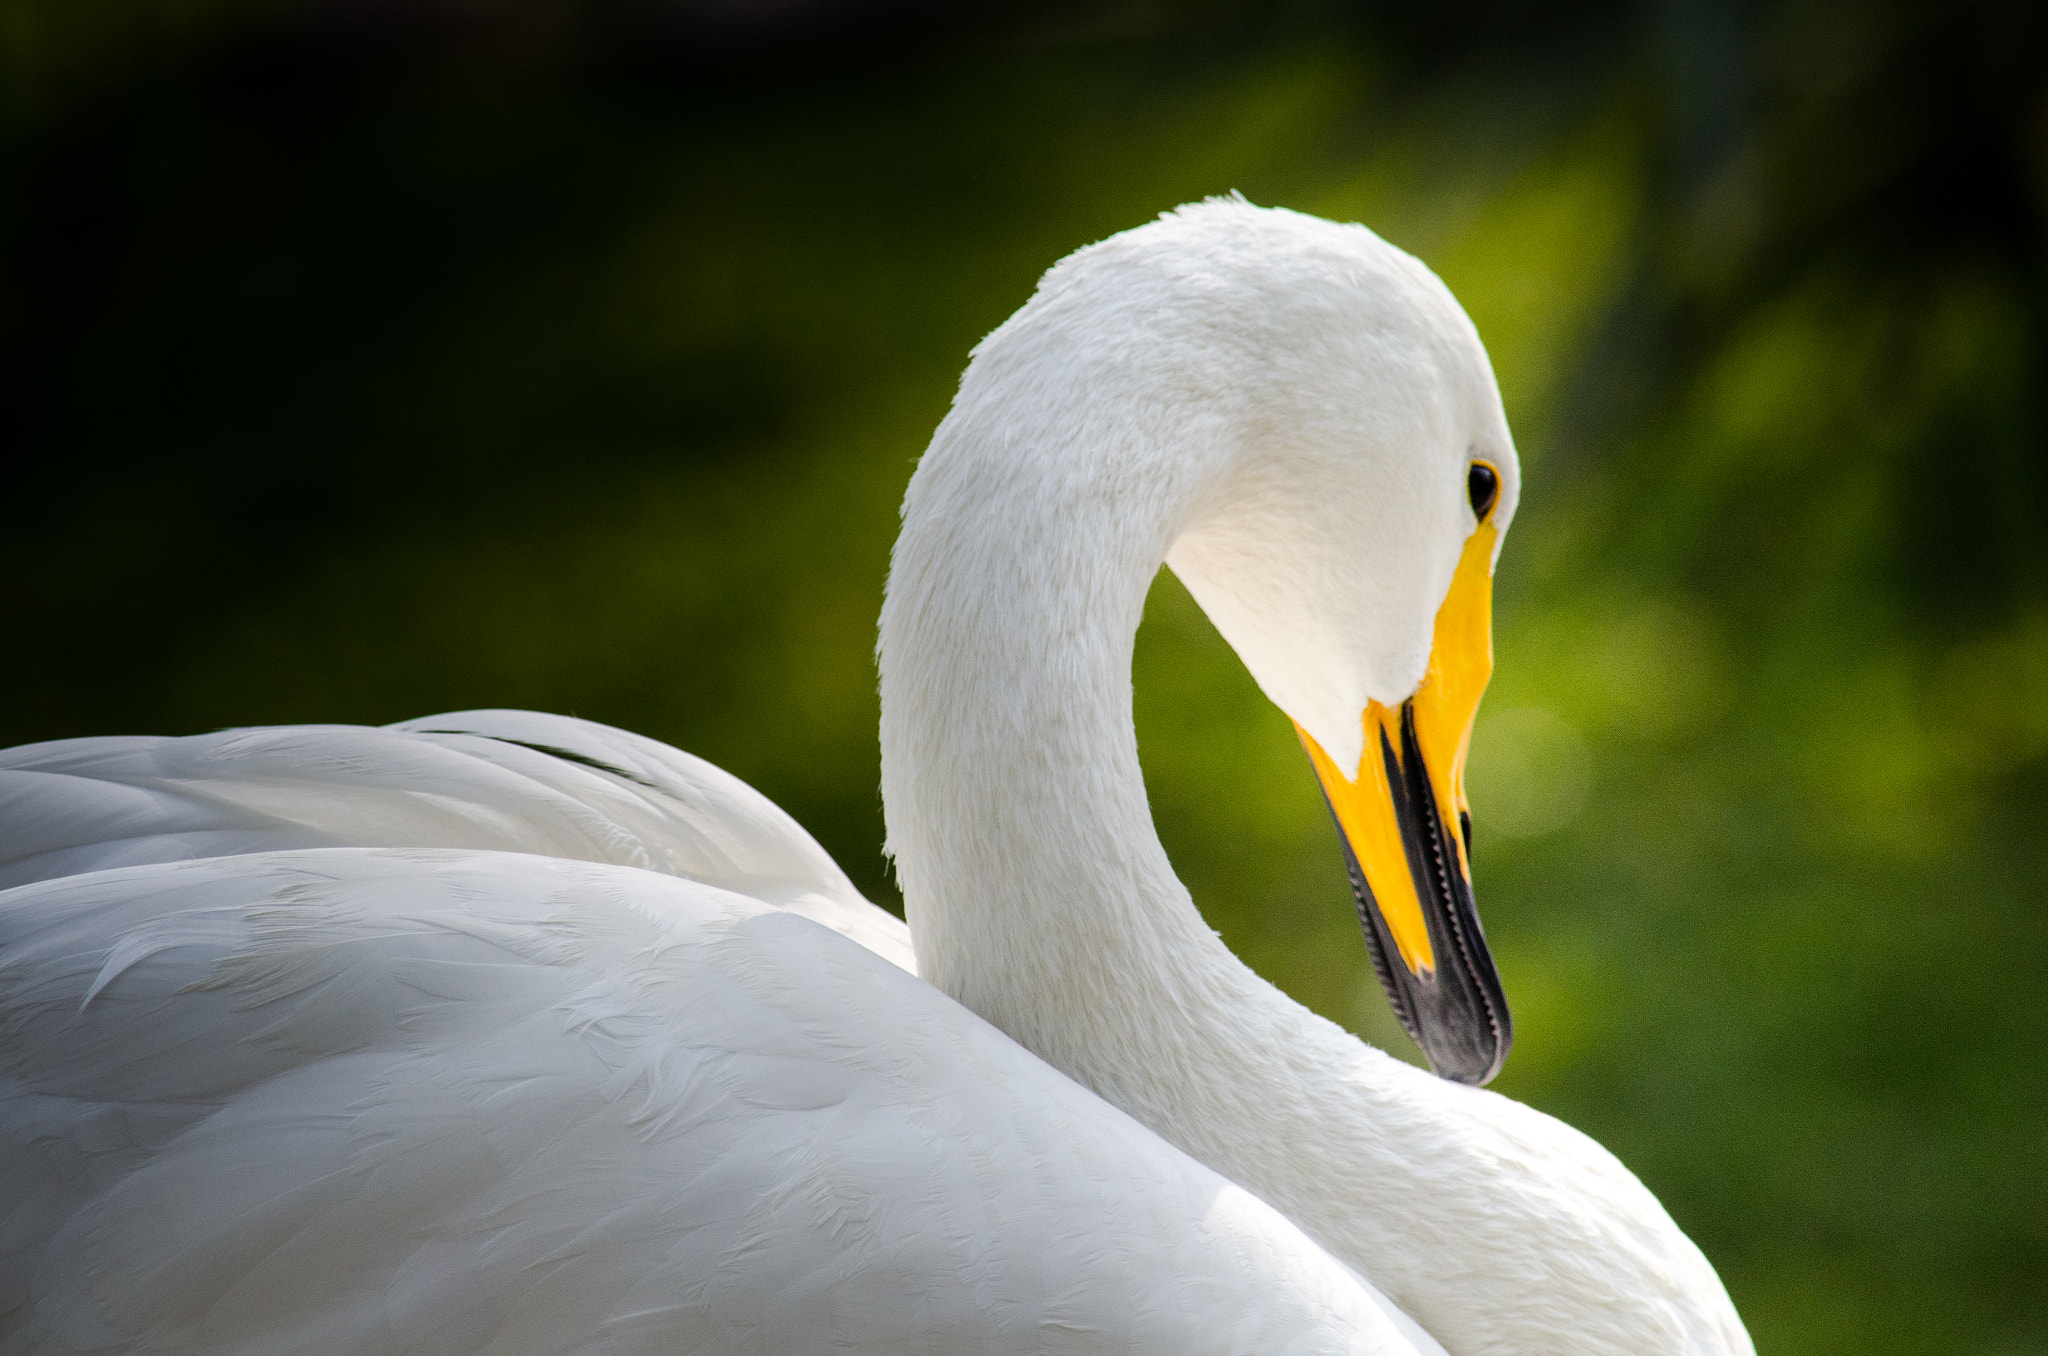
[{"left": 0, "top": 199, "right": 1752, "bottom": 1355}]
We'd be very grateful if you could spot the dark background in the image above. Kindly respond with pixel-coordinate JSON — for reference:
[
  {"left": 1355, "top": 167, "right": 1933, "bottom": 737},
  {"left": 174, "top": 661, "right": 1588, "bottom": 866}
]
[{"left": 5, "top": 1, "right": 2045, "bottom": 1349}]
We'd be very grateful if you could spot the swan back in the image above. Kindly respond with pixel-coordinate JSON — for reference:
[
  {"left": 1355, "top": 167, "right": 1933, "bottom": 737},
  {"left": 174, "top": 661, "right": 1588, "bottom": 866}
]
[{"left": 0, "top": 709, "right": 914, "bottom": 971}]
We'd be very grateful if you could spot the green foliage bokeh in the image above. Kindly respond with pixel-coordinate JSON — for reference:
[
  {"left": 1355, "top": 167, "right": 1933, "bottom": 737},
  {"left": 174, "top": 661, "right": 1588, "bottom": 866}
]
[{"left": 5, "top": 2, "right": 2045, "bottom": 1351}]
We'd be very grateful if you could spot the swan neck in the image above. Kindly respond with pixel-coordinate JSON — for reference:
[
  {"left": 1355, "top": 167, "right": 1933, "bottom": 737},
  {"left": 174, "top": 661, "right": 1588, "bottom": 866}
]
[{"left": 878, "top": 394, "right": 1243, "bottom": 1072}]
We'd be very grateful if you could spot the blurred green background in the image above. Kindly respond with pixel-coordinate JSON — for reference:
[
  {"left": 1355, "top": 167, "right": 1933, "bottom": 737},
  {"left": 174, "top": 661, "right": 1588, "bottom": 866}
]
[{"left": 4, "top": 1, "right": 2044, "bottom": 1350}]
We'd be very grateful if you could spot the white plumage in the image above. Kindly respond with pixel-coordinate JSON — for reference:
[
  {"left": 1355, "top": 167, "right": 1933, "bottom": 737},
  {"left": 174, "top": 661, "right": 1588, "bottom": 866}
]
[
  {"left": 0, "top": 845, "right": 1427, "bottom": 1354},
  {"left": 0, "top": 711, "right": 914, "bottom": 972},
  {"left": 0, "top": 199, "right": 1751, "bottom": 1355}
]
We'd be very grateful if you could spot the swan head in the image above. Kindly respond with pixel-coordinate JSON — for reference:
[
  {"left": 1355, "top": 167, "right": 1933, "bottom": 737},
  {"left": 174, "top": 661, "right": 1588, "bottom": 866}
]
[
  {"left": 1122, "top": 201, "right": 1518, "bottom": 1084},
  {"left": 1102, "top": 200, "right": 1521, "bottom": 1083},
  {"left": 892, "top": 198, "right": 1521, "bottom": 1084}
]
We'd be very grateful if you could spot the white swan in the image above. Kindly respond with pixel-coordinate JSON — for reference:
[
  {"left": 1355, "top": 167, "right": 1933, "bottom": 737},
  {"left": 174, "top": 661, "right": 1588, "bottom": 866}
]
[{"left": 0, "top": 199, "right": 1751, "bottom": 1355}]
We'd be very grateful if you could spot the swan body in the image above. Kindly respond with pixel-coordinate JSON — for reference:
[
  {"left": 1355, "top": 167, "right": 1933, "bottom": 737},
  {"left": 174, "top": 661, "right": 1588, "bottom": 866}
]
[
  {"left": 0, "top": 200, "right": 1751, "bottom": 1354},
  {"left": 0, "top": 847, "right": 1428, "bottom": 1354}
]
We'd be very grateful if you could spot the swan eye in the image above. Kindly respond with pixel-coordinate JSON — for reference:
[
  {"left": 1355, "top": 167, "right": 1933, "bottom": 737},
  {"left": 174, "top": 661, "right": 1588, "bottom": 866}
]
[{"left": 1466, "top": 461, "right": 1499, "bottom": 520}]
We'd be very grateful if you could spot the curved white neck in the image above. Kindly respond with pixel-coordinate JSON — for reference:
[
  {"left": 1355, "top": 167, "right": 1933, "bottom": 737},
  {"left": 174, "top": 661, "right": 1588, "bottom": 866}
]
[
  {"left": 881, "top": 366, "right": 1449, "bottom": 1295},
  {"left": 877, "top": 395, "right": 1750, "bottom": 1356},
  {"left": 880, "top": 383, "right": 1234, "bottom": 1077}
]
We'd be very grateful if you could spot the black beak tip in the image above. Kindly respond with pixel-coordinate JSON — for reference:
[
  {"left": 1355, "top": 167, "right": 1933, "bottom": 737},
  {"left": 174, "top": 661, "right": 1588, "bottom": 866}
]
[
  {"left": 1315, "top": 704, "right": 1514, "bottom": 1088},
  {"left": 1353, "top": 902, "right": 1515, "bottom": 1086},
  {"left": 1415, "top": 1013, "right": 1512, "bottom": 1086}
]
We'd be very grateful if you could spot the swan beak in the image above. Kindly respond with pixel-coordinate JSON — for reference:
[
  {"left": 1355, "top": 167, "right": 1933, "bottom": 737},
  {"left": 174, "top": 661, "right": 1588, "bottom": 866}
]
[{"left": 1295, "top": 522, "right": 1511, "bottom": 1086}]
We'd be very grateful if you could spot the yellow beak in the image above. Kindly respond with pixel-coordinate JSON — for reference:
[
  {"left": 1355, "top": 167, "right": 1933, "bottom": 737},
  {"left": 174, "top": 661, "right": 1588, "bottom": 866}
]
[{"left": 1296, "top": 521, "right": 1511, "bottom": 1084}]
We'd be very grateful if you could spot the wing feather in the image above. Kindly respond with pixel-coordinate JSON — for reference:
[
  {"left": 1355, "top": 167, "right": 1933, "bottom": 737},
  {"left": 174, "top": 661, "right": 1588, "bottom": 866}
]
[
  {"left": 0, "top": 711, "right": 913, "bottom": 972},
  {"left": 0, "top": 850, "right": 1424, "bottom": 1355}
]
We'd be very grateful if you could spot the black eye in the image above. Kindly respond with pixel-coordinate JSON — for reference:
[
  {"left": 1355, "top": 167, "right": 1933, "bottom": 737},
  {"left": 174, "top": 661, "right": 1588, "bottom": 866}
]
[{"left": 1467, "top": 461, "right": 1499, "bottom": 520}]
